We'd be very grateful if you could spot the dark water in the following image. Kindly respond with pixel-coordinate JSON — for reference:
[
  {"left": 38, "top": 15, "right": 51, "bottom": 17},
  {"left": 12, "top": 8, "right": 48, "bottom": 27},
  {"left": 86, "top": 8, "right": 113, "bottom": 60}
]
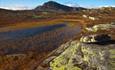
[
  {"left": 0, "top": 24, "right": 66, "bottom": 40},
  {"left": 0, "top": 23, "right": 81, "bottom": 54}
]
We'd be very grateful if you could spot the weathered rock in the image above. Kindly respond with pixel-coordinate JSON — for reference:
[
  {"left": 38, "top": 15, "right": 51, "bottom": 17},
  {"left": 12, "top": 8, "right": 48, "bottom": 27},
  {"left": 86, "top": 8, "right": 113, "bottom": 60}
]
[
  {"left": 80, "top": 35, "right": 96, "bottom": 43},
  {"left": 50, "top": 41, "right": 81, "bottom": 70},
  {"left": 80, "top": 34, "right": 111, "bottom": 43},
  {"left": 50, "top": 40, "right": 115, "bottom": 70},
  {"left": 42, "top": 56, "right": 57, "bottom": 66},
  {"left": 85, "top": 23, "right": 115, "bottom": 32}
]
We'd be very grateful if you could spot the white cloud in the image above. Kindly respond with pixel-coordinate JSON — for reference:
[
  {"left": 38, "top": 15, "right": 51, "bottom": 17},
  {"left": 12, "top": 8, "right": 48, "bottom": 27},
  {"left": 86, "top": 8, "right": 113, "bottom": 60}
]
[
  {"left": 0, "top": 5, "right": 32, "bottom": 10},
  {"left": 93, "top": 5, "right": 115, "bottom": 8},
  {"left": 65, "top": 4, "right": 79, "bottom": 7}
]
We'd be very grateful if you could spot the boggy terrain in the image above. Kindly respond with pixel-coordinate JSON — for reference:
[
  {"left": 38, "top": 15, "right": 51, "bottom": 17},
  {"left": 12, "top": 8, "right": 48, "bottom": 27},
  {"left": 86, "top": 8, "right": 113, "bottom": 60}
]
[{"left": 0, "top": 1, "right": 115, "bottom": 70}]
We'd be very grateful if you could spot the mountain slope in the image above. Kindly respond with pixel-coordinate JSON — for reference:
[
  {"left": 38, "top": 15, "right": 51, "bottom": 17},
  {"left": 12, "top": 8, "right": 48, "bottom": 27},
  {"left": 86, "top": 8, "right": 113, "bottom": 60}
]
[{"left": 35, "top": 1, "right": 86, "bottom": 12}]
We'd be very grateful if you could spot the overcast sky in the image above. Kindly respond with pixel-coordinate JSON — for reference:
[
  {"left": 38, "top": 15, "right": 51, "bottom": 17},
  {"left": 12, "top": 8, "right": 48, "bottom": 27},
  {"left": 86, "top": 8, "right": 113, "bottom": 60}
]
[{"left": 0, "top": 0, "right": 115, "bottom": 10}]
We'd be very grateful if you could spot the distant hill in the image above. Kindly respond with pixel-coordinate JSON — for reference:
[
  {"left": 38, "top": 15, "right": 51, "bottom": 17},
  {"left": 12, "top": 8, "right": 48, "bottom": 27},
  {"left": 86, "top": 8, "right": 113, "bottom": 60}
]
[
  {"left": 0, "top": 1, "right": 86, "bottom": 13},
  {"left": 34, "top": 1, "right": 86, "bottom": 12}
]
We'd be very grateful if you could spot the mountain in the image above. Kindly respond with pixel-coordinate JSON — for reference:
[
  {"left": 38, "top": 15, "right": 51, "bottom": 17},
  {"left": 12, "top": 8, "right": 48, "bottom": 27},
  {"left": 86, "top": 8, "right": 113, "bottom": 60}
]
[
  {"left": 0, "top": 1, "right": 86, "bottom": 13},
  {"left": 35, "top": 1, "right": 86, "bottom": 12}
]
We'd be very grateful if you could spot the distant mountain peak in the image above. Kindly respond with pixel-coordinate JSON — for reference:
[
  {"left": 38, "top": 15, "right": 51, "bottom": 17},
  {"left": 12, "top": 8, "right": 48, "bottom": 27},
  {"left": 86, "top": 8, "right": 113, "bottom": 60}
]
[
  {"left": 44, "top": 1, "right": 58, "bottom": 4},
  {"left": 42, "top": 1, "right": 63, "bottom": 9},
  {"left": 35, "top": 1, "right": 86, "bottom": 12}
]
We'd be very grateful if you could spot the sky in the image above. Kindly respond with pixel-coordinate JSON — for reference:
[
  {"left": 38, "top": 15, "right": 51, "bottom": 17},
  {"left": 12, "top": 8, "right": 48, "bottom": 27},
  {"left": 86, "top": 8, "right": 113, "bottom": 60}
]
[{"left": 0, "top": 0, "right": 115, "bottom": 10}]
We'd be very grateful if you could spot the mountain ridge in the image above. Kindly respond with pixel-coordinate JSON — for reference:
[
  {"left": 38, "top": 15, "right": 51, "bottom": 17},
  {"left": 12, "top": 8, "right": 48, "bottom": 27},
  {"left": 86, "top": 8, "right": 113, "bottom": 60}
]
[{"left": 34, "top": 1, "right": 86, "bottom": 12}]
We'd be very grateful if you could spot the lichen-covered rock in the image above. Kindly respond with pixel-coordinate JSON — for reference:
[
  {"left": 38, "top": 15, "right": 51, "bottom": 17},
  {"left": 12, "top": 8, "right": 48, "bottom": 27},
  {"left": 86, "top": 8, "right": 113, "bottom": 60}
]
[
  {"left": 50, "top": 41, "right": 81, "bottom": 70},
  {"left": 50, "top": 41, "right": 115, "bottom": 70}
]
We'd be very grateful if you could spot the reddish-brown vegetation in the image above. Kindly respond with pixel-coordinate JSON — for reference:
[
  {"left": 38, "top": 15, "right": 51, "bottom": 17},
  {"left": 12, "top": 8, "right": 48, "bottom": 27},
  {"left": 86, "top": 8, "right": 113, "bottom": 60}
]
[{"left": 0, "top": 7, "right": 115, "bottom": 70}]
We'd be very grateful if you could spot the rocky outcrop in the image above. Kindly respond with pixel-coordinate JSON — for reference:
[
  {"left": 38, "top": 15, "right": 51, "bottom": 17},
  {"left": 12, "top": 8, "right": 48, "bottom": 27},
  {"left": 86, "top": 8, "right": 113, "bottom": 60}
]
[
  {"left": 50, "top": 40, "right": 115, "bottom": 70},
  {"left": 85, "top": 22, "right": 115, "bottom": 32},
  {"left": 39, "top": 23, "right": 115, "bottom": 70}
]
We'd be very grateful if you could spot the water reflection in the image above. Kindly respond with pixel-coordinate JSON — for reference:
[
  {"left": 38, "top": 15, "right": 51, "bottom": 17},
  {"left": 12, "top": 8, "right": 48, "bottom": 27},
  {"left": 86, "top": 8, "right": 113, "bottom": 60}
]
[{"left": 0, "top": 24, "right": 66, "bottom": 40}]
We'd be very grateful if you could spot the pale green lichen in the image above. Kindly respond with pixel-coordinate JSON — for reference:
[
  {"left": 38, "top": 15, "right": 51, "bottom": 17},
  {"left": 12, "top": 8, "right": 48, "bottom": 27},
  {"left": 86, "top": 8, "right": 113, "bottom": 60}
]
[
  {"left": 109, "top": 49, "right": 115, "bottom": 70},
  {"left": 50, "top": 42, "right": 81, "bottom": 70},
  {"left": 50, "top": 40, "right": 115, "bottom": 70}
]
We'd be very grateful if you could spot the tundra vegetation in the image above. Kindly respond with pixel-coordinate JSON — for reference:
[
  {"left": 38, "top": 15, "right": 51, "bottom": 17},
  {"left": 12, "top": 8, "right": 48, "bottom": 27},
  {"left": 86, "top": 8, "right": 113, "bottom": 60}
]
[{"left": 0, "top": 1, "right": 115, "bottom": 70}]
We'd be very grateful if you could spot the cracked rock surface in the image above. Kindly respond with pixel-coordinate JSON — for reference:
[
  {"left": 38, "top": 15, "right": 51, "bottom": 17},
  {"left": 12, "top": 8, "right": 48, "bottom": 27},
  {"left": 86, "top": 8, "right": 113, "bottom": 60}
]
[{"left": 50, "top": 41, "right": 115, "bottom": 70}]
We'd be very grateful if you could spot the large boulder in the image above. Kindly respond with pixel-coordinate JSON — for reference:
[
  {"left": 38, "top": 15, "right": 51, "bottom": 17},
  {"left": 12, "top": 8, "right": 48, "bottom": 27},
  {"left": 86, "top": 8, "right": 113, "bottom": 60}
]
[{"left": 50, "top": 40, "right": 115, "bottom": 70}]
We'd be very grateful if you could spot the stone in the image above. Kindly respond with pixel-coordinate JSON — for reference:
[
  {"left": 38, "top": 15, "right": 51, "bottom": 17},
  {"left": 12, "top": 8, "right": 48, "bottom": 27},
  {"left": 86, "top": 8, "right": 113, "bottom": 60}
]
[
  {"left": 50, "top": 40, "right": 115, "bottom": 70},
  {"left": 85, "top": 23, "right": 115, "bottom": 32},
  {"left": 80, "top": 34, "right": 111, "bottom": 43}
]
